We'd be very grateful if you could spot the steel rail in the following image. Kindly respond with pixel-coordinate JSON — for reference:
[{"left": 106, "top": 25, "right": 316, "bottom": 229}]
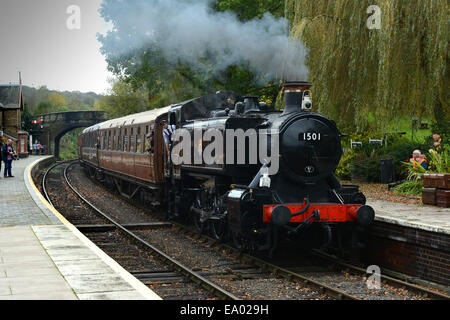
[
  {"left": 62, "top": 161, "right": 239, "bottom": 301},
  {"left": 174, "top": 226, "right": 358, "bottom": 300}
]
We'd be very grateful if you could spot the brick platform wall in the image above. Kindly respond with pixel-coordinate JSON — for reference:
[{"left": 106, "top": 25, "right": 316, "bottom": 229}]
[{"left": 365, "top": 221, "right": 450, "bottom": 286}]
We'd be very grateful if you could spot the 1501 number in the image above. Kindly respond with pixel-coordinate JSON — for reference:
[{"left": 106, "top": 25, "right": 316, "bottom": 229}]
[{"left": 302, "top": 132, "right": 321, "bottom": 141}]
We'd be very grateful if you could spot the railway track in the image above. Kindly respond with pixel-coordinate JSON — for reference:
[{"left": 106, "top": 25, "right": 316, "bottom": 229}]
[
  {"left": 42, "top": 161, "right": 237, "bottom": 300},
  {"left": 42, "top": 161, "right": 450, "bottom": 300},
  {"left": 164, "top": 223, "right": 450, "bottom": 300}
]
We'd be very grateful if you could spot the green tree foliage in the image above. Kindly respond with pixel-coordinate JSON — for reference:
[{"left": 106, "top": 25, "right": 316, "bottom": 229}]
[
  {"left": 22, "top": 86, "right": 101, "bottom": 116},
  {"left": 34, "top": 101, "right": 54, "bottom": 115},
  {"left": 285, "top": 0, "right": 449, "bottom": 134},
  {"left": 48, "top": 93, "right": 66, "bottom": 109},
  {"left": 214, "top": 0, "right": 285, "bottom": 20},
  {"left": 95, "top": 78, "right": 150, "bottom": 118},
  {"left": 59, "top": 128, "right": 84, "bottom": 160}
]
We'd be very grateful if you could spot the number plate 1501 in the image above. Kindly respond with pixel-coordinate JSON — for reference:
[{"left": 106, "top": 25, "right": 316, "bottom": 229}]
[{"left": 300, "top": 132, "right": 321, "bottom": 141}]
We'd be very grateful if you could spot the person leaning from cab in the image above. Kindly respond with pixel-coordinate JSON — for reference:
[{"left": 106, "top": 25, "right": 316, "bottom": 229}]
[
  {"left": 162, "top": 120, "right": 176, "bottom": 155},
  {"left": 2, "top": 139, "right": 16, "bottom": 178},
  {"left": 409, "top": 149, "right": 427, "bottom": 170}
]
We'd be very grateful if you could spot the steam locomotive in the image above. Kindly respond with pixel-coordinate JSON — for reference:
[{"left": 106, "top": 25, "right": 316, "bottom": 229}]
[{"left": 78, "top": 81, "right": 374, "bottom": 256}]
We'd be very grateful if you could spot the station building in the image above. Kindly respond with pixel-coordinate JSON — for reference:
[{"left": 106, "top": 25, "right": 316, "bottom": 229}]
[{"left": 0, "top": 83, "right": 29, "bottom": 157}]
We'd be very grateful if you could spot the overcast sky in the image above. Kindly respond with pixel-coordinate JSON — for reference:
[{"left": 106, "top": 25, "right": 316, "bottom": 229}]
[{"left": 0, "top": 0, "right": 113, "bottom": 94}]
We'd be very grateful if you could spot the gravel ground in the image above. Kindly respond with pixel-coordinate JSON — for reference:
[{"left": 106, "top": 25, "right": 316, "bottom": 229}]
[
  {"left": 134, "top": 228, "right": 240, "bottom": 272},
  {"left": 342, "top": 181, "right": 422, "bottom": 205},
  {"left": 40, "top": 164, "right": 105, "bottom": 225},
  {"left": 213, "top": 278, "right": 328, "bottom": 300},
  {"left": 300, "top": 271, "right": 427, "bottom": 300},
  {"left": 84, "top": 230, "right": 171, "bottom": 272},
  {"left": 66, "top": 164, "right": 159, "bottom": 224}
]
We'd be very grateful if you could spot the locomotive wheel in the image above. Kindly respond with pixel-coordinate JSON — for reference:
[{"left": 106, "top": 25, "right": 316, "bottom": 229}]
[{"left": 210, "top": 219, "right": 227, "bottom": 242}]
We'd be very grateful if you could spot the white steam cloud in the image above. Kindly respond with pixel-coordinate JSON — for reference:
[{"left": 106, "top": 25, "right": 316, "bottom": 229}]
[{"left": 99, "top": 0, "right": 309, "bottom": 80}]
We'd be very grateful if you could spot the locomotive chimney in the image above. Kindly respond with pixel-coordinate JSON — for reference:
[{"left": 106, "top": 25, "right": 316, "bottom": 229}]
[{"left": 283, "top": 81, "right": 312, "bottom": 114}]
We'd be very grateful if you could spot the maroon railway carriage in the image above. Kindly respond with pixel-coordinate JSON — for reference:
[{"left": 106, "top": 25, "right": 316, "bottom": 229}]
[{"left": 78, "top": 106, "right": 170, "bottom": 203}]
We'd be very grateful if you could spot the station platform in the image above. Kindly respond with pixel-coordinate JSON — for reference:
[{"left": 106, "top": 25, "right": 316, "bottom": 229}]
[
  {"left": 0, "top": 156, "right": 160, "bottom": 300},
  {"left": 366, "top": 200, "right": 450, "bottom": 287},
  {"left": 369, "top": 200, "right": 450, "bottom": 235}
]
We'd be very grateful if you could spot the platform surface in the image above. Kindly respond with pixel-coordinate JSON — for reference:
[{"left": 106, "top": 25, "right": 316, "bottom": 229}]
[
  {"left": 369, "top": 199, "right": 450, "bottom": 234},
  {"left": 0, "top": 156, "right": 160, "bottom": 300}
]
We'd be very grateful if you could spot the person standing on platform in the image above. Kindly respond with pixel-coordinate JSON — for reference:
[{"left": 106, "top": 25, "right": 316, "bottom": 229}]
[
  {"left": 36, "top": 142, "right": 42, "bottom": 155},
  {"left": 2, "top": 139, "right": 15, "bottom": 178},
  {"left": 0, "top": 137, "right": 3, "bottom": 172},
  {"left": 0, "top": 138, "right": 3, "bottom": 176}
]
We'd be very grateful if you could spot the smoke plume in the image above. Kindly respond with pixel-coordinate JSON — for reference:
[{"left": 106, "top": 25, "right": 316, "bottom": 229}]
[{"left": 99, "top": 0, "right": 309, "bottom": 81}]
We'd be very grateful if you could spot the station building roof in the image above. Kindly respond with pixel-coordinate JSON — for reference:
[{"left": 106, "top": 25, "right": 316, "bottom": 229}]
[{"left": 0, "top": 84, "right": 21, "bottom": 110}]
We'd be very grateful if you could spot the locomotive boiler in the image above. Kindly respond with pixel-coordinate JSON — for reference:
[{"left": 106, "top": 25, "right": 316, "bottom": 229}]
[{"left": 78, "top": 81, "right": 375, "bottom": 257}]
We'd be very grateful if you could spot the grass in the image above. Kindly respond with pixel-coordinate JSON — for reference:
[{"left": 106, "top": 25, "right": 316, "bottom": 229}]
[{"left": 385, "top": 116, "right": 432, "bottom": 143}]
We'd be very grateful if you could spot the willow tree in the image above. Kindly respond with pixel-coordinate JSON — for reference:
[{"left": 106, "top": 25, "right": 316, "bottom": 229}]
[{"left": 285, "top": 0, "right": 448, "bottom": 134}]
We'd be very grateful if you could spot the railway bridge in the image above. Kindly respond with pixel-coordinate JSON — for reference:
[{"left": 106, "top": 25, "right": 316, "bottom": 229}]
[{"left": 32, "top": 111, "right": 107, "bottom": 158}]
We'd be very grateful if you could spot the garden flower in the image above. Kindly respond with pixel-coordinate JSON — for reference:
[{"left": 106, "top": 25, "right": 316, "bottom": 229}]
[{"left": 432, "top": 134, "right": 440, "bottom": 141}]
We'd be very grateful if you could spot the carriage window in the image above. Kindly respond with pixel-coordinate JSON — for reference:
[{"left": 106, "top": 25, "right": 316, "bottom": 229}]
[
  {"left": 130, "top": 135, "right": 135, "bottom": 153},
  {"left": 137, "top": 135, "right": 143, "bottom": 153},
  {"left": 123, "top": 135, "right": 128, "bottom": 151}
]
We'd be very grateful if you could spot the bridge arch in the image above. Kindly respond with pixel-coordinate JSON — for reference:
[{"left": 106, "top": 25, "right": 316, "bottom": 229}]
[{"left": 32, "top": 111, "right": 107, "bottom": 158}]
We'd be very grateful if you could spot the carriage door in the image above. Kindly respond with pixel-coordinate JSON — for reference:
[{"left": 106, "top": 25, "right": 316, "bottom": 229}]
[
  {"left": 96, "top": 134, "right": 101, "bottom": 167},
  {"left": 166, "top": 111, "right": 181, "bottom": 178}
]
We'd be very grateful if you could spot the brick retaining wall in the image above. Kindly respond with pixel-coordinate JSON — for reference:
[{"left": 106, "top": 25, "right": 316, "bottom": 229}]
[{"left": 365, "top": 221, "right": 450, "bottom": 286}]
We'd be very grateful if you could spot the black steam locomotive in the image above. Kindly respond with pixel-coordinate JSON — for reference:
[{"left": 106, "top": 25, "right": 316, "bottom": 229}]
[
  {"left": 166, "top": 81, "right": 374, "bottom": 256},
  {"left": 79, "top": 81, "right": 375, "bottom": 257}
]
